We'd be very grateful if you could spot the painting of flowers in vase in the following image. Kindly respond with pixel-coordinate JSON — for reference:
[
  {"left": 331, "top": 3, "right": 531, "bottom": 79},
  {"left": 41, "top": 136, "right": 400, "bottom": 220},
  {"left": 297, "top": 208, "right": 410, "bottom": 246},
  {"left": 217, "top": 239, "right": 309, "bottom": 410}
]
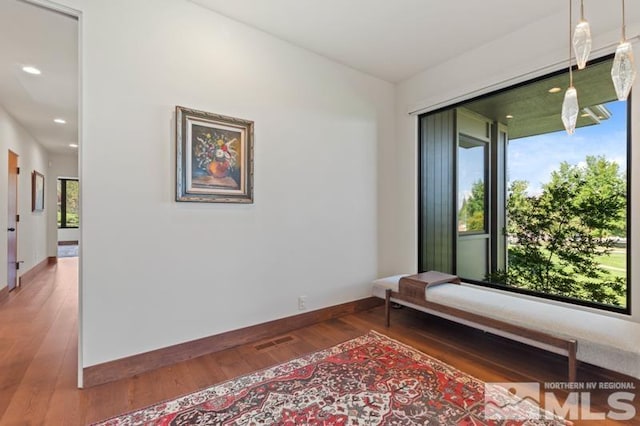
[
  {"left": 176, "top": 106, "right": 254, "bottom": 203},
  {"left": 191, "top": 125, "right": 242, "bottom": 188}
]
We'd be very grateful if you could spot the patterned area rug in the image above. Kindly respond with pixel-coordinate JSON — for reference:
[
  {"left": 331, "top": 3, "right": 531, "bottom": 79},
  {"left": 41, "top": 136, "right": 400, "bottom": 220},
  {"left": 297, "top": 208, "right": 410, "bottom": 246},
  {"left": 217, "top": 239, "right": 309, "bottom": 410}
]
[{"left": 94, "top": 331, "right": 567, "bottom": 425}]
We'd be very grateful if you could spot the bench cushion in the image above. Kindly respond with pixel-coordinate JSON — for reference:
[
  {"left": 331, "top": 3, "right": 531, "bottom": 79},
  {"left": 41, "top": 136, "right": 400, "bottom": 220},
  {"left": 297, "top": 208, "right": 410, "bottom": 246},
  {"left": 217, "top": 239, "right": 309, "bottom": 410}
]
[{"left": 373, "top": 276, "right": 640, "bottom": 379}]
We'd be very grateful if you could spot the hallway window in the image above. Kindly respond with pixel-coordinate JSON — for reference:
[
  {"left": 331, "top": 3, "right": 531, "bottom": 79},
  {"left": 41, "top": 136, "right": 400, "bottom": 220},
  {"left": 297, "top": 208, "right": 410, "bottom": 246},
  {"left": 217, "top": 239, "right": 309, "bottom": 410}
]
[{"left": 58, "top": 178, "right": 78, "bottom": 228}]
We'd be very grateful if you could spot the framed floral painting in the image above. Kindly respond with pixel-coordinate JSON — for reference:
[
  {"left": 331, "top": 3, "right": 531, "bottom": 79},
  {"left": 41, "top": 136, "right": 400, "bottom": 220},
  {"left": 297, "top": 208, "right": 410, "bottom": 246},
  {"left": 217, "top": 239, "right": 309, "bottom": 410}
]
[
  {"left": 32, "top": 170, "right": 45, "bottom": 211},
  {"left": 176, "top": 106, "right": 254, "bottom": 203}
]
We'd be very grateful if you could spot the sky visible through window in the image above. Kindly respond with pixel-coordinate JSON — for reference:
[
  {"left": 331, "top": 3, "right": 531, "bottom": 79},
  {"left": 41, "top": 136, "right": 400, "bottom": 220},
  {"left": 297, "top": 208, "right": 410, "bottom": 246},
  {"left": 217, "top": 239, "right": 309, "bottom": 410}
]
[{"left": 508, "top": 100, "right": 627, "bottom": 193}]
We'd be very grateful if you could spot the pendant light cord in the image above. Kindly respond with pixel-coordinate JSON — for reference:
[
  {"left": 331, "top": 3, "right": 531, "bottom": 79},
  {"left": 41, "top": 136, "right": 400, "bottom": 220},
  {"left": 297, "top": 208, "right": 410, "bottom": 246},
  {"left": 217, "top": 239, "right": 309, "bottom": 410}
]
[
  {"left": 622, "top": 0, "right": 627, "bottom": 41},
  {"left": 580, "top": 0, "right": 584, "bottom": 21},
  {"left": 569, "top": 0, "right": 573, "bottom": 87}
]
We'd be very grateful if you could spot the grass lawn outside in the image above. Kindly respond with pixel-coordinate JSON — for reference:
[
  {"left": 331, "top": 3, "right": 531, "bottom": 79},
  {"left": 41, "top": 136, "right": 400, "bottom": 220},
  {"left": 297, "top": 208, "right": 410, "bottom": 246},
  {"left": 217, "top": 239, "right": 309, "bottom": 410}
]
[
  {"left": 595, "top": 249, "right": 626, "bottom": 278},
  {"left": 505, "top": 246, "right": 628, "bottom": 308}
]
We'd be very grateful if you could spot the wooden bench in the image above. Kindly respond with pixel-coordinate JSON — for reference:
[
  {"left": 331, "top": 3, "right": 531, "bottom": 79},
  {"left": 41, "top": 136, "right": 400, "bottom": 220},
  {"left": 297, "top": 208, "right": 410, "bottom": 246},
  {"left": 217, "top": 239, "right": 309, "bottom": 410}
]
[{"left": 382, "top": 271, "right": 578, "bottom": 382}]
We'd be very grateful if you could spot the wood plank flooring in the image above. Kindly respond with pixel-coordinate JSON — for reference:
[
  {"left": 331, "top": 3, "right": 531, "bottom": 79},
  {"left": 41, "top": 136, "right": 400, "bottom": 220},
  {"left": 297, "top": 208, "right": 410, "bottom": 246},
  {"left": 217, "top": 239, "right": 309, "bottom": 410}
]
[{"left": 1, "top": 258, "right": 638, "bottom": 425}]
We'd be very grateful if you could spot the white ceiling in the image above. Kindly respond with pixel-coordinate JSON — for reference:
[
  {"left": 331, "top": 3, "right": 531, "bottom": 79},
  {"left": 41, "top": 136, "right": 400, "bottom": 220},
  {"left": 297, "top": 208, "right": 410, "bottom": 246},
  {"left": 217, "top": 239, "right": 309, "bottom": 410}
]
[
  {"left": 192, "top": 0, "right": 569, "bottom": 82},
  {"left": 192, "top": 0, "right": 640, "bottom": 83},
  {"left": 0, "top": 0, "right": 77, "bottom": 154}
]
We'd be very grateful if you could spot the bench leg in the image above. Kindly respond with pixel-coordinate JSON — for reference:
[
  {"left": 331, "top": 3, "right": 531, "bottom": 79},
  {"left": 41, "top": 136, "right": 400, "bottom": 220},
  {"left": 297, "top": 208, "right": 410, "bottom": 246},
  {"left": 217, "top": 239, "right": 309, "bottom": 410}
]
[
  {"left": 385, "top": 289, "right": 391, "bottom": 327},
  {"left": 568, "top": 340, "right": 578, "bottom": 382}
]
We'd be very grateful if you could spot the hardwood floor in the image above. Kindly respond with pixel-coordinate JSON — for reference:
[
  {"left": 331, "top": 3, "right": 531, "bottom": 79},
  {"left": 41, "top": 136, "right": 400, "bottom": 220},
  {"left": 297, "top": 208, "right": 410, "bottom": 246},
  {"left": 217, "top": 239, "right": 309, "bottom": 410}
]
[{"left": 1, "top": 258, "right": 638, "bottom": 425}]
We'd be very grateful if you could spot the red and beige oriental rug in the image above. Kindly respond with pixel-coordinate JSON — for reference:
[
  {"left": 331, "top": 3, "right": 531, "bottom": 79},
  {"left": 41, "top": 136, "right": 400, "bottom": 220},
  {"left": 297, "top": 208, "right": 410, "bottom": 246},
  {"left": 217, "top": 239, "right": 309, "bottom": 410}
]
[{"left": 94, "top": 331, "right": 567, "bottom": 425}]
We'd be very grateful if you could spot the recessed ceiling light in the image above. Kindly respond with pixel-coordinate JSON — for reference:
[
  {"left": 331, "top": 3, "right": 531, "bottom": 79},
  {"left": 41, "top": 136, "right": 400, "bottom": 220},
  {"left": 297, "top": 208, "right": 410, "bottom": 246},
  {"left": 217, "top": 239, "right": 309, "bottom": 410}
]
[
  {"left": 22, "top": 66, "right": 41, "bottom": 75},
  {"left": 548, "top": 87, "right": 562, "bottom": 93},
  {"left": 580, "top": 113, "right": 590, "bottom": 117},
  {"left": 54, "top": 118, "right": 66, "bottom": 124},
  {"left": 506, "top": 114, "right": 514, "bottom": 119},
  {"left": 69, "top": 143, "right": 78, "bottom": 148}
]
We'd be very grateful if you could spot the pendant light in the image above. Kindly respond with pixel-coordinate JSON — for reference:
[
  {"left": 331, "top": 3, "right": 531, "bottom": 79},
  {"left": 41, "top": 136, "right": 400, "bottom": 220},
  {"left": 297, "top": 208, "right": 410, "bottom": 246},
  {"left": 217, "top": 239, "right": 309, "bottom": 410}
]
[
  {"left": 573, "top": 0, "right": 591, "bottom": 69},
  {"left": 562, "top": 0, "right": 579, "bottom": 135},
  {"left": 611, "top": 0, "right": 636, "bottom": 101}
]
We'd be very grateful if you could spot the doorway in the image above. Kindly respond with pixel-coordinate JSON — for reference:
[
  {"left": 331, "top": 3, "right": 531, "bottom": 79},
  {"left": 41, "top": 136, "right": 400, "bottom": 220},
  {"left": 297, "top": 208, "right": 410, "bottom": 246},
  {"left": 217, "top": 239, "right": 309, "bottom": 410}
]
[
  {"left": 7, "top": 150, "right": 18, "bottom": 291},
  {"left": 0, "top": 0, "right": 81, "bottom": 385}
]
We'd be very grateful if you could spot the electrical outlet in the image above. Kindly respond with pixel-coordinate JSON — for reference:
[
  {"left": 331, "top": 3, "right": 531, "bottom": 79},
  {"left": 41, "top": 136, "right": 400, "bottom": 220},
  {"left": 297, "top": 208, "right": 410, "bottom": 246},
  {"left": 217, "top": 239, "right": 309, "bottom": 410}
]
[{"left": 298, "top": 296, "right": 307, "bottom": 311}]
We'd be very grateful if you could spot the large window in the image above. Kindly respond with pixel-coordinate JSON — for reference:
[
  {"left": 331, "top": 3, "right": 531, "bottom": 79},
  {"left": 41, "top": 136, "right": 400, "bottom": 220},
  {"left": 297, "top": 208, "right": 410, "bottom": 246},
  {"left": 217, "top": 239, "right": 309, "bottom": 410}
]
[
  {"left": 57, "top": 178, "right": 79, "bottom": 228},
  {"left": 418, "top": 56, "right": 630, "bottom": 313}
]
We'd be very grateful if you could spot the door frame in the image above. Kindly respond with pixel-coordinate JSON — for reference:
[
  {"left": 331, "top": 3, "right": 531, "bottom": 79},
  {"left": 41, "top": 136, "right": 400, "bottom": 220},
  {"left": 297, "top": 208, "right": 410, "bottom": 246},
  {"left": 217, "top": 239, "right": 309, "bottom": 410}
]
[
  {"left": 7, "top": 150, "right": 19, "bottom": 291},
  {"left": 23, "top": 0, "right": 83, "bottom": 387}
]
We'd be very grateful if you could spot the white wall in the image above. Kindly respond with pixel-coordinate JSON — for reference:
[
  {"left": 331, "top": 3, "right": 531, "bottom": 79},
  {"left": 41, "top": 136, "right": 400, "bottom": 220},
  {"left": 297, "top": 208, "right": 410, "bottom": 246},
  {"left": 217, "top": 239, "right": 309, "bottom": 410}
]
[
  {"left": 46, "top": 153, "right": 79, "bottom": 252},
  {"left": 49, "top": 0, "right": 394, "bottom": 369},
  {"left": 58, "top": 228, "right": 79, "bottom": 243},
  {"left": 0, "top": 104, "right": 49, "bottom": 288},
  {"left": 390, "top": 13, "right": 640, "bottom": 322}
]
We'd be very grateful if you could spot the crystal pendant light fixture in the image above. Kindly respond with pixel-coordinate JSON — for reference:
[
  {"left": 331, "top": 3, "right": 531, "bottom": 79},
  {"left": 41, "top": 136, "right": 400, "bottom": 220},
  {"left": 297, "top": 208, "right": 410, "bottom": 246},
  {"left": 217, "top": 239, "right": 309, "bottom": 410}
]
[
  {"left": 573, "top": 0, "right": 591, "bottom": 69},
  {"left": 611, "top": 0, "right": 636, "bottom": 101},
  {"left": 562, "top": 0, "right": 579, "bottom": 135}
]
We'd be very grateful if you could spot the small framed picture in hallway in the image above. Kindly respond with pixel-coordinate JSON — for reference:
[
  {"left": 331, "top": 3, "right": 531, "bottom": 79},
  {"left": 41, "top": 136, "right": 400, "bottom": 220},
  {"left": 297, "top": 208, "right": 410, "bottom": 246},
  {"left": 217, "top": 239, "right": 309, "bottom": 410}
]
[
  {"left": 176, "top": 106, "right": 254, "bottom": 203},
  {"left": 32, "top": 170, "right": 44, "bottom": 211}
]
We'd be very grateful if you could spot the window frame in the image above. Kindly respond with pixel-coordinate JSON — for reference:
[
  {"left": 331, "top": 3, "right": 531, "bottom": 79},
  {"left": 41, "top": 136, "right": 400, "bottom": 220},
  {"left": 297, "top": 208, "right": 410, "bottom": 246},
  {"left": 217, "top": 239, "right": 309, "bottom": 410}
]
[
  {"left": 457, "top": 134, "right": 490, "bottom": 236},
  {"left": 58, "top": 178, "right": 79, "bottom": 229},
  {"left": 417, "top": 54, "right": 632, "bottom": 315}
]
